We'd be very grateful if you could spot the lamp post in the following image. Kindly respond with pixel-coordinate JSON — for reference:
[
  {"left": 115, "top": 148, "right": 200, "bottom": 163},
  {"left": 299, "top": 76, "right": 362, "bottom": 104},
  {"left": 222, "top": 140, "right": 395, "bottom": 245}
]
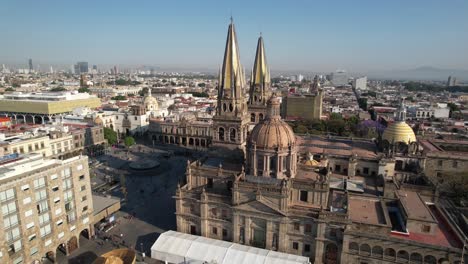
[{"left": 140, "top": 242, "right": 145, "bottom": 260}]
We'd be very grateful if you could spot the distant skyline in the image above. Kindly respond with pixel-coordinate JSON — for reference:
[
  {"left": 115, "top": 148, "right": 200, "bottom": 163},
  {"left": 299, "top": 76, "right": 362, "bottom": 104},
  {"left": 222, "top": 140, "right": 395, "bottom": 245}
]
[{"left": 1, "top": 0, "right": 468, "bottom": 73}]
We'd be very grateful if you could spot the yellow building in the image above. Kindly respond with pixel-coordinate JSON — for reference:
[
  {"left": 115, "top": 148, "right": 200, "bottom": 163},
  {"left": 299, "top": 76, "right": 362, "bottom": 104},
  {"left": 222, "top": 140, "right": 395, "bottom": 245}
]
[{"left": 0, "top": 91, "right": 101, "bottom": 124}]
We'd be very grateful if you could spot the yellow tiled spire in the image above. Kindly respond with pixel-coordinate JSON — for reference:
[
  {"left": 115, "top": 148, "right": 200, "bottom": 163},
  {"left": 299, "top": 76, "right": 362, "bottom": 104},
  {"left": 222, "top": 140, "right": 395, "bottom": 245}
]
[
  {"left": 220, "top": 18, "right": 245, "bottom": 99},
  {"left": 252, "top": 35, "right": 270, "bottom": 86}
]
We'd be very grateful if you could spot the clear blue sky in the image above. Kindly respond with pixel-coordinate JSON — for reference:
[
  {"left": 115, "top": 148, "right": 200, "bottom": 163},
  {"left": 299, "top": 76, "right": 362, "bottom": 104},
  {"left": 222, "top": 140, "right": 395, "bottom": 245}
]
[{"left": 1, "top": 0, "right": 467, "bottom": 72}]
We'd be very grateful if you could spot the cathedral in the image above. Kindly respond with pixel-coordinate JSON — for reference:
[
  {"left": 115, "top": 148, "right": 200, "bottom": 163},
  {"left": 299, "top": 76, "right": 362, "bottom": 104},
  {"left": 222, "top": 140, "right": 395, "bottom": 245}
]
[{"left": 172, "top": 20, "right": 466, "bottom": 263}]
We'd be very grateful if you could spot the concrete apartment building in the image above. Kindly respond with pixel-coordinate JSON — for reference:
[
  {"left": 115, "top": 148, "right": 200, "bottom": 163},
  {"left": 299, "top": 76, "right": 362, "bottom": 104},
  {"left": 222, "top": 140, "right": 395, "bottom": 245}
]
[{"left": 0, "top": 153, "right": 93, "bottom": 264}]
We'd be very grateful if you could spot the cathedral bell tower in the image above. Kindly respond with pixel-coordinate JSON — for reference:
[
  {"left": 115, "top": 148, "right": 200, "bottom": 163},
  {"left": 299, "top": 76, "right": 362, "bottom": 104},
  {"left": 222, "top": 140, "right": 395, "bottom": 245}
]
[
  {"left": 248, "top": 34, "right": 271, "bottom": 125},
  {"left": 212, "top": 18, "right": 250, "bottom": 153}
]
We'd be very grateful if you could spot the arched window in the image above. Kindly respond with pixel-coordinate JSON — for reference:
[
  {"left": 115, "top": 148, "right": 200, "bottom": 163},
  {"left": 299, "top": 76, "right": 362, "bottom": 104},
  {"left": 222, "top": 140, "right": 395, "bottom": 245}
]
[
  {"left": 218, "top": 127, "right": 225, "bottom": 141},
  {"left": 372, "top": 246, "right": 383, "bottom": 258},
  {"left": 348, "top": 242, "right": 359, "bottom": 253},
  {"left": 259, "top": 113, "right": 264, "bottom": 120},
  {"left": 424, "top": 256, "right": 436, "bottom": 264},
  {"left": 222, "top": 103, "right": 227, "bottom": 112},
  {"left": 229, "top": 103, "right": 234, "bottom": 112},
  {"left": 360, "top": 244, "right": 371, "bottom": 256},
  {"left": 384, "top": 248, "right": 396, "bottom": 260},
  {"left": 251, "top": 113, "right": 256, "bottom": 122},
  {"left": 397, "top": 250, "right": 409, "bottom": 262},
  {"left": 229, "top": 128, "right": 236, "bottom": 142},
  {"left": 410, "top": 253, "right": 423, "bottom": 264}
]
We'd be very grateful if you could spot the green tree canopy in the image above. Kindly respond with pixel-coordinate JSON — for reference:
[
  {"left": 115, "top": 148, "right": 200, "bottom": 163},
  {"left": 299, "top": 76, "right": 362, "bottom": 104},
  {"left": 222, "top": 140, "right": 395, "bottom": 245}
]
[
  {"left": 104, "top": 127, "right": 117, "bottom": 145},
  {"left": 111, "top": 95, "right": 127, "bottom": 101},
  {"left": 191, "top": 92, "right": 209, "bottom": 97},
  {"left": 5, "top": 87, "right": 15, "bottom": 92},
  {"left": 139, "top": 87, "right": 149, "bottom": 96},
  {"left": 124, "top": 136, "right": 135, "bottom": 148},
  {"left": 329, "top": 113, "right": 343, "bottom": 120},
  {"left": 50, "top": 87, "right": 67, "bottom": 92},
  {"left": 78, "top": 87, "right": 90, "bottom": 93},
  {"left": 197, "top": 83, "right": 206, "bottom": 88}
]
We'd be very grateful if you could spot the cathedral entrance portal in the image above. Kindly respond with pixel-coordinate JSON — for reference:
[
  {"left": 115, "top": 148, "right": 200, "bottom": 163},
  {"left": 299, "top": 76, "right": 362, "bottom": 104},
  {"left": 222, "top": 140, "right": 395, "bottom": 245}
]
[
  {"left": 252, "top": 229, "right": 266, "bottom": 248},
  {"left": 324, "top": 243, "right": 338, "bottom": 264}
]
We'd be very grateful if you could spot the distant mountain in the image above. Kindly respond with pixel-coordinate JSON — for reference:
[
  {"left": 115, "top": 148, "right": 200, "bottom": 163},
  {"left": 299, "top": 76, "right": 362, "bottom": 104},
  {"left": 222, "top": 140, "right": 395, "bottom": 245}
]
[{"left": 368, "top": 66, "right": 468, "bottom": 82}]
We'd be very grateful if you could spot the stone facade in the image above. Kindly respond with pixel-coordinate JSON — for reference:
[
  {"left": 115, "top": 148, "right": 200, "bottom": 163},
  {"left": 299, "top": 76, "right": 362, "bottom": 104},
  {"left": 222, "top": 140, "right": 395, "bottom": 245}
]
[{"left": 0, "top": 154, "right": 94, "bottom": 264}]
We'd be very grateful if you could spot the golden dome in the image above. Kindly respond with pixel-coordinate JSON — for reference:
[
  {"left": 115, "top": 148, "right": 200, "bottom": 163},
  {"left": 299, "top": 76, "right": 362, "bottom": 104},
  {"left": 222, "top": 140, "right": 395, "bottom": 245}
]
[
  {"left": 94, "top": 116, "right": 103, "bottom": 125},
  {"left": 382, "top": 121, "right": 416, "bottom": 144},
  {"left": 92, "top": 248, "right": 136, "bottom": 264},
  {"left": 249, "top": 96, "right": 296, "bottom": 149}
]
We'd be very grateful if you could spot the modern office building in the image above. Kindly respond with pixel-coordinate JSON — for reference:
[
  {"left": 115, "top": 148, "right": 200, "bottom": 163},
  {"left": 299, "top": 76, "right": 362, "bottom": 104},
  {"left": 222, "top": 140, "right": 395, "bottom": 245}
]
[
  {"left": 74, "top": 62, "right": 88, "bottom": 74},
  {"left": 331, "top": 70, "right": 348, "bottom": 86},
  {"left": 0, "top": 153, "right": 93, "bottom": 264},
  {"left": 447, "top": 76, "right": 457, "bottom": 87},
  {"left": 352, "top": 76, "right": 367, "bottom": 90},
  {"left": 28, "top": 59, "right": 33, "bottom": 71}
]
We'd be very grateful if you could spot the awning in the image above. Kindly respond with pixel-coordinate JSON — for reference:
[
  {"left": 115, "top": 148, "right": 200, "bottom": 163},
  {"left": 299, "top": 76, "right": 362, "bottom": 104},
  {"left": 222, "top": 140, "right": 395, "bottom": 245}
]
[{"left": 151, "top": 230, "right": 310, "bottom": 264}]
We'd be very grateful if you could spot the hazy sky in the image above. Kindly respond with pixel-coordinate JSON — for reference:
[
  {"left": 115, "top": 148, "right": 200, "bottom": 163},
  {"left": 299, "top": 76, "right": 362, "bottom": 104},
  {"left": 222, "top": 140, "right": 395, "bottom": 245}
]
[{"left": 1, "top": 0, "right": 468, "bottom": 72}]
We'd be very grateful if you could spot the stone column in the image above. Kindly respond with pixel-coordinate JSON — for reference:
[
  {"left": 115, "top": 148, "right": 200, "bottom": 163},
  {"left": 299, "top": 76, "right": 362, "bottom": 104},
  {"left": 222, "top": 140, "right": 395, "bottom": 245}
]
[
  {"left": 314, "top": 221, "right": 326, "bottom": 263},
  {"left": 200, "top": 191, "right": 208, "bottom": 237},
  {"left": 278, "top": 219, "right": 288, "bottom": 252},
  {"left": 252, "top": 145, "right": 257, "bottom": 176},
  {"left": 265, "top": 221, "right": 273, "bottom": 250},
  {"left": 232, "top": 213, "right": 240, "bottom": 243},
  {"left": 264, "top": 156, "right": 270, "bottom": 176},
  {"left": 245, "top": 217, "right": 252, "bottom": 246}
]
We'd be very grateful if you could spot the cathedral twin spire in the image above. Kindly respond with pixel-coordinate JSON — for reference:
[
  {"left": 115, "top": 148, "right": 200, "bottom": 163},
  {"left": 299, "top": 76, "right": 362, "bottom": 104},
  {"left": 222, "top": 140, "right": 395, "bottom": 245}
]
[
  {"left": 217, "top": 18, "right": 271, "bottom": 105},
  {"left": 218, "top": 18, "right": 245, "bottom": 101}
]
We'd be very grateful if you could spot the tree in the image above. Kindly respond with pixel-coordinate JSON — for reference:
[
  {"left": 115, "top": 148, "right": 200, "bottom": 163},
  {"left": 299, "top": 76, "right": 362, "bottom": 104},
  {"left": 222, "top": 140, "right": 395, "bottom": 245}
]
[
  {"left": 5, "top": 87, "right": 15, "bottom": 92},
  {"left": 197, "top": 83, "right": 206, "bottom": 88},
  {"left": 104, "top": 127, "right": 118, "bottom": 145},
  {"left": 357, "top": 98, "right": 368, "bottom": 110},
  {"left": 139, "top": 87, "right": 149, "bottom": 96},
  {"left": 329, "top": 113, "right": 343, "bottom": 120},
  {"left": 191, "top": 92, "right": 209, "bottom": 97},
  {"left": 50, "top": 87, "right": 67, "bottom": 92},
  {"left": 124, "top": 136, "right": 135, "bottom": 148},
  {"left": 78, "top": 87, "right": 90, "bottom": 93},
  {"left": 111, "top": 95, "right": 127, "bottom": 101},
  {"left": 447, "top": 102, "right": 461, "bottom": 119}
]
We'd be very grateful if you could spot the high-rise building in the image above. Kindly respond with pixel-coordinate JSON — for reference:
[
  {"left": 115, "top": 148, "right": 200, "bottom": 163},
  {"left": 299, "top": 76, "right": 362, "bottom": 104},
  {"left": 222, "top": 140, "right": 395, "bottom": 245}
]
[
  {"left": 74, "top": 62, "right": 88, "bottom": 74},
  {"left": 28, "top": 59, "right": 33, "bottom": 71},
  {"left": 248, "top": 35, "right": 272, "bottom": 125},
  {"left": 447, "top": 75, "right": 457, "bottom": 87},
  {"left": 113, "top": 66, "right": 118, "bottom": 75},
  {"left": 297, "top": 74, "right": 304, "bottom": 82},
  {"left": 331, "top": 70, "right": 348, "bottom": 86},
  {"left": 212, "top": 19, "right": 250, "bottom": 153},
  {"left": 352, "top": 76, "right": 367, "bottom": 90},
  {"left": 0, "top": 153, "right": 93, "bottom": 263}
]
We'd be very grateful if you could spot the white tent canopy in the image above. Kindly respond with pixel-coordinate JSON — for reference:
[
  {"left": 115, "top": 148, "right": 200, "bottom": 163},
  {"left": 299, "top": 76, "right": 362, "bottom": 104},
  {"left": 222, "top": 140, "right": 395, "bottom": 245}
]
[{"left": 151, "top": 231, "right": 310, "bottom": 264}]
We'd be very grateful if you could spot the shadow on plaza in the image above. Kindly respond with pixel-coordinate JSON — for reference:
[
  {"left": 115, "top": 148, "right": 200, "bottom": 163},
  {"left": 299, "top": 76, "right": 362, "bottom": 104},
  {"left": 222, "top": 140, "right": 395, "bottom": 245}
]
[
  {"left": 136, "top": 232, "right": 160, "bottom": 256},
  {"left": 68, "top": 251, "right": 99, "bottom": 264}
]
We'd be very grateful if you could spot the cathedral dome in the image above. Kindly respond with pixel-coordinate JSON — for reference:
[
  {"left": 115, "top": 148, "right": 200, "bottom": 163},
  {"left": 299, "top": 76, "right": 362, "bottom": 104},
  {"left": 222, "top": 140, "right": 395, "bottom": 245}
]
[
  {"left": 249, "top": 96, "right": 296, "bottom": 149},
  {"left": 143, "top": 89, "right": 158, "bottom": 111},
  {"left": 382, "top": 121, "right": 416, "bottom": 144},
  {"left": 94, "top": 116, "right": 103, "bottom": 125}
]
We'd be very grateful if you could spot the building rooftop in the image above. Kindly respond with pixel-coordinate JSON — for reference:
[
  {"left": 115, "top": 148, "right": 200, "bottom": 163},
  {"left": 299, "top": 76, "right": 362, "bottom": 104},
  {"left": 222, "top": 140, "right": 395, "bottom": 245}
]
[
  {"left": 348, "top": 196, "right": 387, "bottom": 226},
  {"left": 298, "top": 135, "right": 379, "bottom": 159}
]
